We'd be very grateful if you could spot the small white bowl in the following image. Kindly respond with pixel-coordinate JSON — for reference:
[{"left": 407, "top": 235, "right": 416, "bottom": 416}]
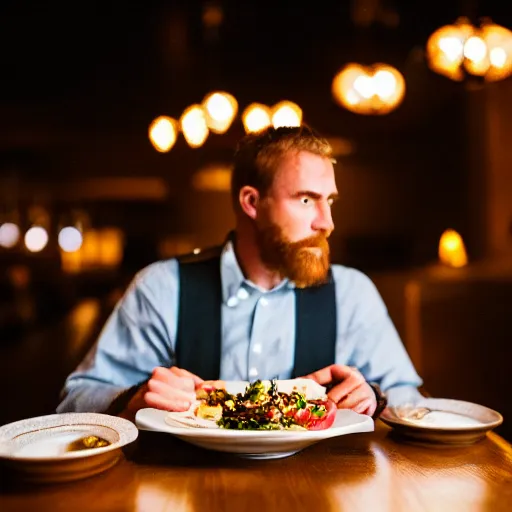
[{"left": 0, "top": 413, "right": 138, "bottom": 483}]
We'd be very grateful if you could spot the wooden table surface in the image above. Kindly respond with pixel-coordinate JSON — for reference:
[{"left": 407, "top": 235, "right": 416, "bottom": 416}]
[{"left": 1, "top": 422, "right": 511, "bottom": 512}]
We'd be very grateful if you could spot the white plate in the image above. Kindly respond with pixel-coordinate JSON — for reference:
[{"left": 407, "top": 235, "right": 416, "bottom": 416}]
[
  {"left": 380, "top": 397, "right": 503, "bottom": 445},
  {"left": 136, "top": 408, "right": 374, "bottom": 459},
  {"left": 0, "top": 413, "right": 139, "bottom": 483}
]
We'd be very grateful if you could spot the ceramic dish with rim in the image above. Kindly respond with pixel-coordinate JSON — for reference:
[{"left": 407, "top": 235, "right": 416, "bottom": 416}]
[
  {"left": 136, "top": 407, "right": 374, "bottom": 459},
  {"left": 380, "top": 397, "right": 503, "bottom": 445},
  {"left": 0, "top": 413, "right": 138, "bottom": 483}
]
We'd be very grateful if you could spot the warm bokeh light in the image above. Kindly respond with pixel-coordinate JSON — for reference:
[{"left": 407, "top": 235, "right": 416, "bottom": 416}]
[
  {"left": 202, "top": 91, "right": 238, "bottom": 134},
  {"left": 58, "top": 226, "right": 83, "bottom": 252},
  {"left": 80, "top": 230, "right": 100, "bottom": 268},
  {"left": 24, "top": 226, "right": 49, "bottom": 253},
  {"left": 0, "top": 222, "right": 21, "bottom": 248},
  {"left": 202, "top": 3, "right": 224, "bottom": 28},
  {"left": 180, "top": 105, "right": 209, "bottom": 148},
  {"left": 438, "top": 229, "right": 468, "bottom": 268},
  {"left": 98, "top": 228, "right": 124, "bottom": 267},
  {"left": 191, "top": 164, "right": 232, "bottom": 191},
  {"left": 148, "top": 116, "right": 179, "bottom": 152},
  {"left": 242, "top": 103, "right": 272, "bottom": 133},
  {"left": 61, "top": 228, "right": 124, "bottom": 273},
  {"left": 426, "top": 17, "right": 512, "bottom": 82},
  {"left": 271, "top": 100, "right": 302, "bottom": 128},
  {"left": 464, "top": 36, "right": 487, "bottom": 62},
  {"left": 332, "top": 63, "right": 405, "bottom": 115},
  {"left": 490, "top": 47, "right": 507, "bottom": 67},
  {"left": 427, "top": 20, "right": 474, "bottom": 81},
  {"left": 60, "top": 248, "right": 82, "bottom": 273}
]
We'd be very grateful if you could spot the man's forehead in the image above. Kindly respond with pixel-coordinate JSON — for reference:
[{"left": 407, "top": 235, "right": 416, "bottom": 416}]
[
  {"left": 274, "top": 151, "right": 336, "bottom": 187},
  {"left": 279, "top": 150, "right": 324, "bottom": 167}
]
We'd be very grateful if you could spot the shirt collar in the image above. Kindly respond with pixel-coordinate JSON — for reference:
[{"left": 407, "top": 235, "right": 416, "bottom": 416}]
[{"left": 220, "top": 237, "right": 295, "bottom": 305}]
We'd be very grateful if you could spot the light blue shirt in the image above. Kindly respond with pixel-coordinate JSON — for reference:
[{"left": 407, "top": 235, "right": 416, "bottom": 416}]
[{"left": 57, "top": 240, "right": 423, "bottom": 413}]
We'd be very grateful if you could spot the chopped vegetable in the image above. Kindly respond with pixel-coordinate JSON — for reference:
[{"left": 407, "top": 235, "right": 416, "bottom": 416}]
[{"left": 196, "top": 379, "right": 334, "bottom": 431}]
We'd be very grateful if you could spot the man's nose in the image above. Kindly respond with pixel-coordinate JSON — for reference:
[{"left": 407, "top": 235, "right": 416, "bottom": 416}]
[{"left": 312, "top": 201, "right": 334, "bottom": 234}]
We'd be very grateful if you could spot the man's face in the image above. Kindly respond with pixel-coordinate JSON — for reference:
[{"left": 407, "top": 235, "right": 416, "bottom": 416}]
[{"left": 255, "top": 151, "right": 338, "bottom": 288}]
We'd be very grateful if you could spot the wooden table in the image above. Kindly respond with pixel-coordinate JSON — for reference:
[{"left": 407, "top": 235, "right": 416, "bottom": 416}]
[{"left": 1, "top": 423, "right": 511, "bottom": 512}]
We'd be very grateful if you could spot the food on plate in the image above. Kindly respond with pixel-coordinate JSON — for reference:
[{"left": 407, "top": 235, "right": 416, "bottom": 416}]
[
  {"left": 67, "top": 435, "right": 111, "bottom": 451},
  {"left": 194, "top": 379, "right": 336, "bottom": 430}
]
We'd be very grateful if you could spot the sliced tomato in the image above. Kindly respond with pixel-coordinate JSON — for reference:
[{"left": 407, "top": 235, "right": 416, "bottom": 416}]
[
  {"left": 293, "top": 407, "right": 312, "bottom": 424},
  {"left": 305, "top": 399, "right": 337, "bottom": 431},
  {"left": 288, "top": 399, "right": 337, "bottom": 430}
]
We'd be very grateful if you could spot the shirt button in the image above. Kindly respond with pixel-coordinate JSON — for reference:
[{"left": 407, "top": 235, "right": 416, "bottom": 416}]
[
  {"left": 249, "top": 367, "right": 258, "bottom": 378},
  {"left": 237, "top": 288, "right": 249, "bottom": 300},
  {"left": 253, "top": 343, "right": 262, "bottom": 354},
  {"left": 260, "top": 297, "right": 268, "bottom": 307},
  {"left": 226, "top": 296, "right": 239, "bottom": 307}
]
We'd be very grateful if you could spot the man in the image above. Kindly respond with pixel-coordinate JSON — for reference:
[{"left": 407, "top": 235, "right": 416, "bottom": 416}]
[{"left": 57, "top": 126, "right": 422, "bottom": 420}]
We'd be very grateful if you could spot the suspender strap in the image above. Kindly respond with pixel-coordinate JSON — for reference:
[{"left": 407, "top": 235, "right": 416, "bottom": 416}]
[
  {"left": 293, "top": 271, "right": 337, "bottom": 377},
  {"left": 175, "top": 252, "right": 223, "bottom": 380}
]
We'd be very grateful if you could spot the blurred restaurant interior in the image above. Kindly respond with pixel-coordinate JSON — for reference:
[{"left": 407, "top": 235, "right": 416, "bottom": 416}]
[{"left": 0, "top": 1, "right": 511, "bottom": 440}]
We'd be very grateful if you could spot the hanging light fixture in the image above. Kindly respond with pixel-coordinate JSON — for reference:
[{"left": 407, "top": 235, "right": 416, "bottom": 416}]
[
  {"left": 271, "top": 101, "right": 303, "bottom": 128},
  {"left": 242, "top": 103, "right": 272, "bottom": 133},
  {"left": 148, "top": 116, "right": 179, "bottom": 152},
  {"left": 58, "top": 226, "right": 83, "bottom": 253},
  {"left": 426, "top": 17, "right": 512, "bottom": 82},
  {"left": 202, "top": 91, "right": 238, "bottom": 134},
  {"left": 24, "top": 226, "right": 49, "bottom": 253},
  {"left": 180, "top": 105, "right": 209, "bottom": 148},
  {"left": 24, "top": 205, "right": 50, "bottom": 253},
  {"left": 0, "top": 222, "right": 21, "bottom": 248},
  {"left": 332, "top": 63, "right": 406, "bottom": 115}
]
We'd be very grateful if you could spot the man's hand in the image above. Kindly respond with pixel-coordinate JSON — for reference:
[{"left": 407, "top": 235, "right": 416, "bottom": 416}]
[
  {"left": 120, "top": 366, "right": 204, "bottom": 420},
  {"left": 303, "top": 364, "right": 377, "bottom": 416}
]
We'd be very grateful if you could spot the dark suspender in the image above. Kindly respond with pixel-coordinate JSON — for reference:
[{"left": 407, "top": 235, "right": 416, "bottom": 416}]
[
  {"left": 176, "top": 250, "right": 337, "bottom": 380},
  {"left": 175, "top": 250, "right": 223, "bottom": 380},
  {"left": 292, "top": 268, "right": 336, "bottom": 377}
]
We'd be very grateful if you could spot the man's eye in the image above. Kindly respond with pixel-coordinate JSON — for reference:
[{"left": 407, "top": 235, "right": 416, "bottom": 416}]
[{"left": 300, "top": 197, "right": 312, "bottom": 205}]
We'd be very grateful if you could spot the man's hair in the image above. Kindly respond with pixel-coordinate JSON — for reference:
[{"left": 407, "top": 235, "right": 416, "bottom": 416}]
[{"left": 231, "top": 125, "right": 334, "bottom": 211}]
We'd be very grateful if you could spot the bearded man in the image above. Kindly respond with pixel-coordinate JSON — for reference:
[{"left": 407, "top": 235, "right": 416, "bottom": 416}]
[{"left": 57, "top": 126, "right": 422, "bottom": 420}]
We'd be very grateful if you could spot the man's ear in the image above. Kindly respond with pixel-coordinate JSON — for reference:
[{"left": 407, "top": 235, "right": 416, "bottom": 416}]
[{"left": 239, "top": 186, "right": 260, "bottom": 219}]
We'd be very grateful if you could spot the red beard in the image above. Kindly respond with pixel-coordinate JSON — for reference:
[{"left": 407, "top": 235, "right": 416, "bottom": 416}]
[{"left": 256, "top": 221, "right": 330, "bottom": 288}]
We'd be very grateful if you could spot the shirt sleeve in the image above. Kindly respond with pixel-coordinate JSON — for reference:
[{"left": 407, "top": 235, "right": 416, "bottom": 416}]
[
  {"left": 332, "top": 266, "right": 423, "bottom": 405},
  {"left": 57, "top": 259, "right": 180, "bottom": 413}
]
